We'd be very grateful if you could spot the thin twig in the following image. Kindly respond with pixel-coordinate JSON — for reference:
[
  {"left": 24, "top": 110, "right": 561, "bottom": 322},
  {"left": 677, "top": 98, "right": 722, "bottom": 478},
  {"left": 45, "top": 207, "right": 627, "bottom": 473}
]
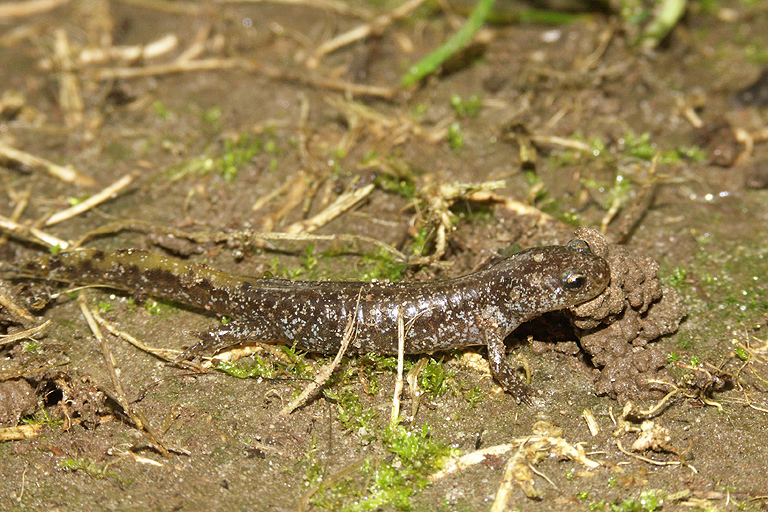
[
  {"left": 285, "top": 183, "right": 374, "bottom": 234},
  {"left": 71, "top": 219, "right": 408, "bottom": 262},
  {"left": 616, "top": 439, "right": 697, "bottom": 473},
  {"left": 0, "top": 320, "right": 51, "bottom": 346},
  {"left": 91, "top": 59, "right": 395, "bottom": 98},
  {"left": 390, "top": 306, "right": 406, "bottom": 425},
  {"left": 252, "top": 172, "right": 305, "bottom": 212},
  {"left": 529, "top": 134, "right": 592, "bottom": 152},
  {"left": 53, "top": 28, "right": 83, "bottom": 128},
  {"left": 0, "top": 0, "right": 68, "bottom": 19},
  {"left": 0, "top": 287, "right": 36, "bottom": 323},
  {"left": 91, "top": 57, "right": 259, "bottom": 80},
  {"left": 0, "top": 185, "right": 30, "bottom": 245},
  {"left": 0, "top": 214, "right": 70, "bottom": 249},
  {"left": 0, "top": 424, "right": 44, "bottom": 442},
  {"left": 90, "top": 309, "right": 181, "bottom": 362},
  {"left": 0, "top": 143, "right": 94, "bottom": 186},
  {"left": 620, "top": 385, "right": 680, "bottom": 421},
  {"left": 260, "top": 172, "right": 308, "bottom": 232},
  {"left": 77, "top": 34, "right": 178, "bottom": 65},
  {"left": 307, "top": 0, "right": 425, "bottom": 68},
  {"left": 78, "top": 294, "right": 135, "bottom": 425},
  {"left": 45, "top": 172, "right": 136, "bottom": 226},
  {"left": 220, "top": 0, "right": 373, "bottom": 20},
  {"left": 78, "top": 294, "right": 173, "bottom": 456},
  {"left": 113, "top": 0, "right": 200, "bottom": 14},
  {"left": 431, "top": 442, "right": 517, "bottom": 481},
  {"left": 279, "top": 289, "right": 362, "bottom": 415}
]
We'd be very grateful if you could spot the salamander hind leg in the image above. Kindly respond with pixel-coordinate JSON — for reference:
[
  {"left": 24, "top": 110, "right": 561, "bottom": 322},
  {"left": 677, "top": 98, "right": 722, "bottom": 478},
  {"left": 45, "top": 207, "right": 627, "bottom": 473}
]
[
  {"left": 486, "top": 333, "right": 534, "bottom": 405},
  {"left": 175, "top": 320, "right": 263, "bottom": 362}
]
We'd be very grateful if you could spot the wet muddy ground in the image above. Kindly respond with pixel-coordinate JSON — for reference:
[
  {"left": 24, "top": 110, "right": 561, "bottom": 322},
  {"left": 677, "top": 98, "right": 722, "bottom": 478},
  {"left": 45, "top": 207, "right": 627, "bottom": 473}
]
[{"left": 1, "top": 0, "right": 767, "bottom": 510}]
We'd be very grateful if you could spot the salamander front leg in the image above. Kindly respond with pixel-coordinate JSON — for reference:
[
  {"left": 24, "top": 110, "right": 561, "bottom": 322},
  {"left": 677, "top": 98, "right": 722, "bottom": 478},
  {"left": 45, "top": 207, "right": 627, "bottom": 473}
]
[{"left": 486, "top": 333, "right": 533, "bottom": 405}]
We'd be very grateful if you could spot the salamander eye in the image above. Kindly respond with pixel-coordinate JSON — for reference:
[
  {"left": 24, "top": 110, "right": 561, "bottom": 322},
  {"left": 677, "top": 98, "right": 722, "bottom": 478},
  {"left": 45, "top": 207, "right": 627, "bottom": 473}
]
[
  {"left": 566, "top": 239, "right": 591, "bottom": 253},
  {"left": 562, "top": 268, "right": 587, "bottom": 292}
]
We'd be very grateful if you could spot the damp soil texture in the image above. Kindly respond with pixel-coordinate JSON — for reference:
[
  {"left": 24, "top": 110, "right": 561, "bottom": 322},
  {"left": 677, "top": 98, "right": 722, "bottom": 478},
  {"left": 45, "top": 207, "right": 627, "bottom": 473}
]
[{"left": 1, "top": 1, "right": 768, "bottom": 511}]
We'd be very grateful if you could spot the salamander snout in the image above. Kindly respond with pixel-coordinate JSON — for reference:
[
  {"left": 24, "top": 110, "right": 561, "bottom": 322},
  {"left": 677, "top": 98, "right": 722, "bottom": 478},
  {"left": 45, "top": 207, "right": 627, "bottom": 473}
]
[{"left": 559, "top": 238, "right": 611, "bottom": 302}]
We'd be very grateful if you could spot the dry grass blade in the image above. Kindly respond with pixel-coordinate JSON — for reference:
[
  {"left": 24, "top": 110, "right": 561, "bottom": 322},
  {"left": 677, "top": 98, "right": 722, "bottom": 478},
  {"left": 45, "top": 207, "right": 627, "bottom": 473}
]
[
  {"left": 0, "top": 424, "right": 44, "bottom": 442},
  {"left": 252, "top": 171, "right": 306, "bottom": 212},
  {"left": 0, "top": 0, "right": 68, "bottom": 19},
  {"left": 285, "top": 183, "right": 374, "bottom": 234},
  {"left": 0, "top": 214, "right": 70, "bottom": 249},
  {"left": 78, "top": 34, "right": 178, "bottom": 65},
  {"left": 78, "top": 294, "right": 134, "bottom": 424},
  {"left": 0, "top": 143, "right": 95, "bottom": 187},
  {"left": 390, "top": 306, "right": 406, "bottom": 425},
  {"left": 306, "top": 0, "right": 425, "bottom": 68},
  {"left": 431, "top": 443, "right": 516, "bottom": 481},
  {"left": 220, "top": 0, "right": 373, "bottom": 20},
  {"left": 44, "top": 172, "right": 136, "bottom": 227},
  {"left": 53, "top": 28, "right": 84, "bottom": 128},
  {"left": 0, "top": 285, "right": 36, "bottom": 323},
  {"left": 78, "top": 294, "right": 173, "bottom": 456},
  {"left": 279, "top": 289, "right": 362, "bottom": 415},
  {"left": 91, "top": 58, "right": 395, "bottom": 98},
  {"left": 0, "top": 320, "right": 51, "bottom": 346},
  {"left": 113, "top": 0, "right": 200, "bottom": 14},
  {"left": 90, "top": 309, "right": 181, "bottom": 363},
  {"left": 616, "top": 439, "right": 697, "bottom": 473},
  {"left": 92, "top": 57, "right": 259, "bottom": 80},
  {"left": 582, "top": 408, "right": 600, "bottom": 437},
  {"left": 69, "top": 219, "right": 408, "bottom": 261}
]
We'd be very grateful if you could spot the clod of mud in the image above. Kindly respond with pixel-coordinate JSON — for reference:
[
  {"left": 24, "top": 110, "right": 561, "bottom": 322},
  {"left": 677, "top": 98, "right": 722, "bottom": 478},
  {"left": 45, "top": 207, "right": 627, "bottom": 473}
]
[
  {"left": 567, "top": 227, "right": 685, "bottom": 403},
  {"left": 0, "top": 378, "right": 36, "bottom": 427}
]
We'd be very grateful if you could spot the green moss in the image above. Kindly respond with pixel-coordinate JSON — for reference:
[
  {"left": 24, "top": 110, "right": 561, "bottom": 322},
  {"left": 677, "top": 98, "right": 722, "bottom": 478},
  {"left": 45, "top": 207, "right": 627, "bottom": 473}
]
[
  {"left": 418, "top": 358, "right": 453, "bottom": 397},
  {"left": 461, "top": 384, "right": 484, "bottom": 407},
  {"left": 374, "top": 173, "right": 416, "bottom": 200},
  {"left": 67, "top": 195, "right": 88, "bottom": 206},
  {"left": 169, "top": 132, "right": 266, "bottom": 182},
  {"left": 97, "top": 300, "right": 112, "bottom": 313},
  {"left": 324, "top": 389, "right": 379, "bottom": 434},
  {"left": 447, "top": 122, "right": 464, "bottom": 151},
  {"left": 23, "top": 340, "right": 42, "bottom": 353},
  {"left": 585, "top": 489, "right": 664, "bottom": 511},
  {"left": 202, "top": 106, "right": 222, "bottom": 131},
  {"left": 23, "top": 409, "right": 62, "bottom": 427},
  {"left": 622, "top": 131, "right": 706, "bottom": 164},
  {"left": 450, "top": 94, "right": 482, "bottom": 118},
  {"left": 310, "top": 424, "right": 454, "bottom": 511},
  {"left": 358, "top": 248, "right": 406, "bottom": 282},
  {"left": 153, "top": 100, "right": 170, "bottom": 120},
  {"left": 59, "top": 457, "right": 126, "bottom": 484},
  {"left": 144, "top": 298, "right": 176, "bottom": 316},
  {"left": 268, "top": 243, "right": 323, "bottom": 280},
  {"left": 664, "top": 267, "right": 688, "bottom": 288},
  {"left": 218, "top": 134, "right": 262, "bottom": 182},
  {"left": 216, "top": 356, "right": 278, "bottom": 379},
  {"left": 670, "top": 238, "right": 768, "bottom": 358},
  {"left": 410, "top": 226, "right": 431, "bottom": 258}
]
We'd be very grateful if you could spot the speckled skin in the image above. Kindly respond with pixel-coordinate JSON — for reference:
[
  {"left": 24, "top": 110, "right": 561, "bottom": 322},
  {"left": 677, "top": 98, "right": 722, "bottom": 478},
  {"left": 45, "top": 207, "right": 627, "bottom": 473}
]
[{"left": 9, "top": 239, "right": 610, "bottom": 402}]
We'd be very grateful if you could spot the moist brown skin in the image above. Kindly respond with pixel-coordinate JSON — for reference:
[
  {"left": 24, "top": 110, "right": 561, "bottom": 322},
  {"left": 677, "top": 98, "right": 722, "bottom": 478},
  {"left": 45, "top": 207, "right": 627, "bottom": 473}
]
[{"left": 6, "top": 239, "right": 610, "bottom": 403}]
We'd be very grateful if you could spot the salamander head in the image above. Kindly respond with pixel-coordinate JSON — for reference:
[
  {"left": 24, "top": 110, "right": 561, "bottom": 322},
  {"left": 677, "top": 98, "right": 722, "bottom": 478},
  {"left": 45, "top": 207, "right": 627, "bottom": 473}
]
[{"left": 495, "top": 238, "right": 610, "bottom": 317}]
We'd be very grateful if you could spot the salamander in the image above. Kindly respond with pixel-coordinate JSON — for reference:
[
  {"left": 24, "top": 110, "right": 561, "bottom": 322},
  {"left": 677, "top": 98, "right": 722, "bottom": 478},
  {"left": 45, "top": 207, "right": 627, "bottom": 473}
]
[{"left": 4, "top": 238, "right": 610, "bottom": 403}]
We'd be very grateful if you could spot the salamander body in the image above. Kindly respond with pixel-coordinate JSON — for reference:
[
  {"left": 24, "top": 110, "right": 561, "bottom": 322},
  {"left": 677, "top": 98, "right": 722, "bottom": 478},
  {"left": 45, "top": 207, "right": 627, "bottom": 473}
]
[{"left": 7, "top": 239, "right": 610, "bottom": 402}]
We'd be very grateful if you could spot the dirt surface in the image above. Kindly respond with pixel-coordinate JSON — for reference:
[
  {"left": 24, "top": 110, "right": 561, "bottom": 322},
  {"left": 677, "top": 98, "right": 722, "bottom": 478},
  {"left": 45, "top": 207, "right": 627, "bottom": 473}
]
[{"left": 1, "top": 0, "right": 768, "bottom": 510}]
